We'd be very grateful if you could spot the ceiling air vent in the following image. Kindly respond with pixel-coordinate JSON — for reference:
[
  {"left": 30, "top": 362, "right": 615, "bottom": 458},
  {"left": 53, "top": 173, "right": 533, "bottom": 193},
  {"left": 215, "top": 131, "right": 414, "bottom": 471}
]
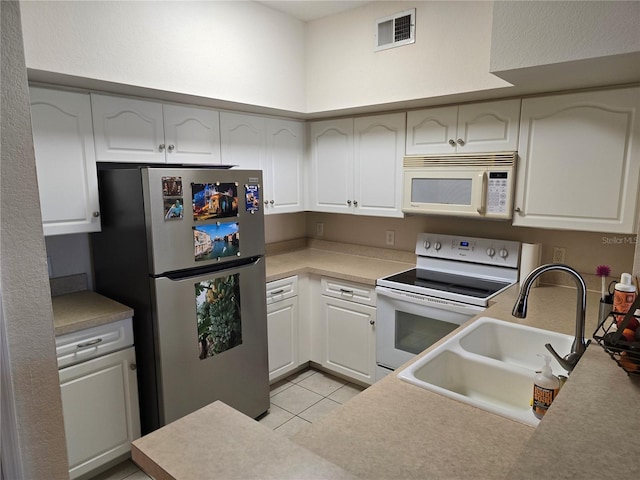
[{"left": 375, "top": 9, "right": 415, "bottom": 52}]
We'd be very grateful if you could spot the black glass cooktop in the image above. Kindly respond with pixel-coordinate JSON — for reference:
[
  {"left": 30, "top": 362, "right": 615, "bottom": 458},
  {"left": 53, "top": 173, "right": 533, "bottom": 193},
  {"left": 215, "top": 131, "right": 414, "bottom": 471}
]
[{"left": 381, "top": 268, "right": 510, "bottom": 299}]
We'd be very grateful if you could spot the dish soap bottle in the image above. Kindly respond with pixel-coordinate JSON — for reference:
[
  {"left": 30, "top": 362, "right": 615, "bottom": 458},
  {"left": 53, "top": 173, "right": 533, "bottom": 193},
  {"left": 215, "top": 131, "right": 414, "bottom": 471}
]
[
  {"left": 532, "top": 354, "right": 559, "bottom": 419},
  {"left": 613, "top": 273, "right": 637, "bottom": 322}
]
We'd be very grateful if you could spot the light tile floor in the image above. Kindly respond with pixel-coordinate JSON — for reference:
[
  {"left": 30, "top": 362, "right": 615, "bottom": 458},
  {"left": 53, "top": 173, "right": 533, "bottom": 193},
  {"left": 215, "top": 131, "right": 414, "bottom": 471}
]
[
  {"left": 260, "top": 368, "right": 365, "bottom": 437},
  {"left": 90, "top": 367, "right": 364, "bottom": 480}
]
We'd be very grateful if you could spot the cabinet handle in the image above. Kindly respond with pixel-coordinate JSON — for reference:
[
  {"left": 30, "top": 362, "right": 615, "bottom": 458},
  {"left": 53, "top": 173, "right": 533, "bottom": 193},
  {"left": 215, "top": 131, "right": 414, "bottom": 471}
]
[
  {"left": 339, "top": 288, "right": 354, "bottom": 294},
  {"left": 515, "top": 207, "right": 522, "bottom": 214},
  {"left": 93, "top": 211, "right": 100, "bottom": 218},
  {"left": 457, "top": 138, "right": 465, "bottom": 146},
  {"left": 353, "top": 200, "right": 358, "bottom": 207},
  {"left": 76, "top": 338, "right": 103, "bottom": 349},
  {"left": 448, "top": 139, "right": 456, "bottom": 147},
  {"left": 168, "top": 144, "right": 175, "bottom": 152},
  {"left": 370, "top": 319, "right": 375, "bottom": 325},
  {"left": 130, "top": 363, "right": 137, "bottom": 371},
  {"left": 347, "top": 200, "right": 352, "bottom": 206},
  {"left": 264, "top": 200, "right": 269, "bottom": 205},
  {"left": 159, "top": 144, "right": 165, "bottom": 151},
  {"left": 269, "top": 200, "right": 275, "bottom": 205},
  {"left": 270, "top": 289, "right": 285, "bottom": 296}
]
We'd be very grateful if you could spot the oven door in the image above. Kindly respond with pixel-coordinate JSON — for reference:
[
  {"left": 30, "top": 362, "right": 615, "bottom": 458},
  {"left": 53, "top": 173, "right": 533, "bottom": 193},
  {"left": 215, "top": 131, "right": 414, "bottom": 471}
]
[{"left": 375, "top": 286, "right": 484, "bottom": 372}]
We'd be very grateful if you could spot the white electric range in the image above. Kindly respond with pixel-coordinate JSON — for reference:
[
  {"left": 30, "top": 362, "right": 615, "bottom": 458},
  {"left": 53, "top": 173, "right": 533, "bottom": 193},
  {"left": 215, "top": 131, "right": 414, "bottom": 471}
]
[{"left": 375, "top": 233, "right": 520, "bottom": 380}]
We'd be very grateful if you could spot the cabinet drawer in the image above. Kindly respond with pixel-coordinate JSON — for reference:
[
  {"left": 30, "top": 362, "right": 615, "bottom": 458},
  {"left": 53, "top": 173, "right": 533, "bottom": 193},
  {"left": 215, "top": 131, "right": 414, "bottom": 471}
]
[
  {"left": 266, "top": 276, "right": 298, "bottom": 304},
  {"left": 321, "top": 277, "right": 376, "bottom": 307},
  {"left": 56, "top": 318, "right": 134, "bottom": 369}
]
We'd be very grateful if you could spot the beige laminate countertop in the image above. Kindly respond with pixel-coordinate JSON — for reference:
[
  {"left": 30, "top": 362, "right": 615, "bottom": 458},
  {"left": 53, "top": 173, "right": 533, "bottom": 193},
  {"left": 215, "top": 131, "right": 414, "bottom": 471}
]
[
  {"left": 265, "top": 247, "right": 414, "bottom": 285},
  {"left": 52, "top": 290, "right": 134, "bottom": 336},
  {"left": 132, "top": 400, "right": 357, "bottom": 480}
]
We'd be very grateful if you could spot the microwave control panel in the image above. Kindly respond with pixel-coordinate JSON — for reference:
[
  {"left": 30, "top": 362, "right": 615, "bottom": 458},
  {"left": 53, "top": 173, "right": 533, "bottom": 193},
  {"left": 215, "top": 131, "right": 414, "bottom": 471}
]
[{"left": 487, "top": 172, "right": 509, "bottom": 214}]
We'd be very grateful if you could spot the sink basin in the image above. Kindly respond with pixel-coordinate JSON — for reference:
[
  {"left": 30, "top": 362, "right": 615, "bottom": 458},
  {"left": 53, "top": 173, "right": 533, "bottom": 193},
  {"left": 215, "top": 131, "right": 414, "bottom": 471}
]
[
  {"left": 458, "top": 317, "right": 574, "bottom": 373},
  {"left": 397, "top": 317, "right": 574, "bottom": 426}
]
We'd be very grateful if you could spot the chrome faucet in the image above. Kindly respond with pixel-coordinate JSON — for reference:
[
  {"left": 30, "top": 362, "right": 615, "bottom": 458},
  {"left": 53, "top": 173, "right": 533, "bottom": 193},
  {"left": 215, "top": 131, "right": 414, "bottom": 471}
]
[{"left": 512, "top": 263, "right": 590, "bottom": 373}]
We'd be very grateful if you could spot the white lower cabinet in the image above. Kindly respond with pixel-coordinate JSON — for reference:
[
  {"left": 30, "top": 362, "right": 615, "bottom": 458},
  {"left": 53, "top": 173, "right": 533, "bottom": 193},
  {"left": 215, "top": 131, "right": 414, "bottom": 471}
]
[
  {"left": 56, "top": 318, "right": 140, "bottom": 479},
  {"left": 318, "top": 277, "right": 376, "bottom": 385},
  {"left": 266, "top": 276, "right": 299, "bottom": 381},
  {"left": 59, "top": 347, "right": 140, "bottom": 479}
]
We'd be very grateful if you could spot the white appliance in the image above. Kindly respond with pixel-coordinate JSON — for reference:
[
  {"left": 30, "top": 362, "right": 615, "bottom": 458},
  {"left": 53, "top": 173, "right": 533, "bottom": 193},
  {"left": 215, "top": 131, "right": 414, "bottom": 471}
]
[
  {"left": 376, "top": 233, "right": 520, "bottom": 380},
  {"left": 402, "top": 152, "right": 516, "bottom": 219}
]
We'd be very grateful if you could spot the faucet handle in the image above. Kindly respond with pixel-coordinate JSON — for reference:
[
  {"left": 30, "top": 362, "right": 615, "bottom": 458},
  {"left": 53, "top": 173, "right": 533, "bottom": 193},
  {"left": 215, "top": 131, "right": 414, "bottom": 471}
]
[{"left": 545, "top": 341, "right": 590, "bottom": 373}]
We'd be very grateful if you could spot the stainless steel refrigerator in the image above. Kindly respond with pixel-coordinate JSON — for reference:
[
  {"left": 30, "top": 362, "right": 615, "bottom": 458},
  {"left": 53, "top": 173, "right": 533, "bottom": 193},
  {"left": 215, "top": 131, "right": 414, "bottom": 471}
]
[{"left": 92, "top": 166, "right": 269, "bottom": 434}]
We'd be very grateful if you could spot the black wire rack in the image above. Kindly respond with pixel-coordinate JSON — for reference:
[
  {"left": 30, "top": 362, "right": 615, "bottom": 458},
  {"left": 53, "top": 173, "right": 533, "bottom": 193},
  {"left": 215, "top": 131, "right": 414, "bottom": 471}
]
[{"left": 593, "top": 295, "right": 640, "bottom": 376}]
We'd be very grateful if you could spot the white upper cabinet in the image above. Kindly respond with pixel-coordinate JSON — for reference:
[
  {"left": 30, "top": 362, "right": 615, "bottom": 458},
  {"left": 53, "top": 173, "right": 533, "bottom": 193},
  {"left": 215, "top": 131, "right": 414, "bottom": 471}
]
[
  {"left": 309, "top": 118, "right": 354, "bottom": 214},
  {"left": 265, "top": 118, "right": 304, "bottom": 214},
  {"left": 406, "top": 99, "right": 521, "bottom": 154},
  {"left": 353, "top": 114, "right": 405, "bottom": 217},
  {"left": 220, "top": 112, "right": 265, "bottom": 171},
  {"left": 29, "top": 87, "right": 101, "bottom": 236},
  {"left": 221, "top": 113, "right": 304, "bottom": 214},
  {"left": 162, "top": 104, "right": 221, "bottom": 164},
  {"left": 513, "top": 87, "right": 640, "bottom": 233},
  {"left": 310, "top": 113, "right": 405, "bottom": 217},
  {"left": 91, "top": 94, "right": 221, "bottom": 164}
]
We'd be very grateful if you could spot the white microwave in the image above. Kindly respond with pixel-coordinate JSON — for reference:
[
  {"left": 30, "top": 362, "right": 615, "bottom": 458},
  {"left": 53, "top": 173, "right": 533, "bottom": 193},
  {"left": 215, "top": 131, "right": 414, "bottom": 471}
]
[{"left": 402, "top": 152, "right": 516, "bottom": 219}]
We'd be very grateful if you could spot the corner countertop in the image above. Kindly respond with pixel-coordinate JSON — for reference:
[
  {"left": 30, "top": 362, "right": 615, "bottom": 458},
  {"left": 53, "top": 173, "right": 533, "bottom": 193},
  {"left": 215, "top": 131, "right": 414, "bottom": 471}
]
[
  {"left": 132, "top": 400, "right": 357, "bottom": 480},
  {"left": 52, "top": 290, "right": 134, "bottom": 336},
  {"left": 292, "top": 281, "right": 640, "bottom": 479}
]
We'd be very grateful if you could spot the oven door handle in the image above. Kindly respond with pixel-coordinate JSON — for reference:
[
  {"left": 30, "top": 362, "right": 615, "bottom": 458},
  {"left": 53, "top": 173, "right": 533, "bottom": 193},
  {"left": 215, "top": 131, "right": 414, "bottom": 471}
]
[{"left": 375, "top": 286, "right": 485, "bottom": 314}]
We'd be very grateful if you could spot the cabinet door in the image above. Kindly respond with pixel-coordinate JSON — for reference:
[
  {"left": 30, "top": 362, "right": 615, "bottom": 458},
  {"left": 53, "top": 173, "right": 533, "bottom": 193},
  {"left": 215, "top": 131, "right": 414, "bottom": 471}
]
[
  {"left": 220, "top": 112, "right": 265, "bottom": 170},
  {"left": 91, "top": 94, "right": 165, "bottom": 163},
  {"left": 265, "top": 118, "right": 304, "bottom": 214},
  {"left": 406, "top": 106, "right": 458, "bottom": 155},
  {"left": 514, "top": 88, "right": 640, "bottom": 233},
  {"left": 309, "top": 119, "right": 354, "bottom": 213},
  {"left": 353, "top": 113, "right": 405, "bottom": 218},
  {"left": 29, "top": 88, "right": 101, "bottom": 235},
  {"left": 163, "top": 104, "right": 221, "bottom": 165},
  {"left": 59, "top": 347, "right": 140, "bottom": 479},
  {"left": 320, "top": 296, "right": 376, "bottom": 385},
  {"left": 267, "top": 297, "right": 299, "bottom": 382},
  {"left": 456, "top": 99, "right": 521, "bottom": 153}
]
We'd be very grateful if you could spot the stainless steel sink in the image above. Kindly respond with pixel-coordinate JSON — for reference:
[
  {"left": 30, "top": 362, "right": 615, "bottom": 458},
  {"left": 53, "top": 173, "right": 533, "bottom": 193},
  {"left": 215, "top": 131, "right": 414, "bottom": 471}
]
[{"left": 397, "top": 317, "right": 573, "bottom": 426}]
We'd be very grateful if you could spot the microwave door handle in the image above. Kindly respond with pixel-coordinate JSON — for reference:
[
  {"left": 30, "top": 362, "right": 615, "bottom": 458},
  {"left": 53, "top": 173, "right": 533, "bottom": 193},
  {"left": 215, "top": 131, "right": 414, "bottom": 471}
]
[{"left": 477, "top": 172, "right": 488, "bottom": 215}]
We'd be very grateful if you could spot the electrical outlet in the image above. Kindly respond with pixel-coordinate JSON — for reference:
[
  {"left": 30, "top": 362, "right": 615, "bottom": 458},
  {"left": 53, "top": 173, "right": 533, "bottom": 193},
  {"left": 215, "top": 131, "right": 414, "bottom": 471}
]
[
  {"left": 316, "top": 222, "right": 324, "bottom": 237},
  {"left": 552, "top": 247, "right": 566, "bottom": 264},
  {"left": 386, "top": 230, "right": 395, "bottom": 246}
]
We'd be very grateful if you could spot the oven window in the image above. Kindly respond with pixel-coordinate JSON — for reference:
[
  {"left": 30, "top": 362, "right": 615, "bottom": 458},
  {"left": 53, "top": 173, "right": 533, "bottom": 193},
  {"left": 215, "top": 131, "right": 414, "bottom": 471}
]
[
  {"left": 395, "top": 310, "right": 460, "bottom": 355},
  {"left": 411, "top": 178, "right": 472, "bottom": 205}
]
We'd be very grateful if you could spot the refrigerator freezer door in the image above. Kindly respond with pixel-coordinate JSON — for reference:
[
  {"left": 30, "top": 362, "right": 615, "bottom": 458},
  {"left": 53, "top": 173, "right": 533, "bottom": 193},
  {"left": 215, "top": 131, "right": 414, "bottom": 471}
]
[
  {"left": 151, "top": 258, "right": 269, "bottom": 425},
  {"left": 142, "top": 168, "right": 265, "bottom": 275}
]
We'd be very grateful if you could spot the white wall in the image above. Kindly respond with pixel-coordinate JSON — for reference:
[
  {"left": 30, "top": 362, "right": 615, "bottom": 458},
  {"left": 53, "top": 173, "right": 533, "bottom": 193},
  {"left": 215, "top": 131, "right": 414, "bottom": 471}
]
[
  {"left": 491, "top": 1, "right": 640, "bottom": 72},
  {"left": 20, "top": 0, "right": 307, "bottom": 112},
  {"left": 489, "top": 1, "right": 640, "bottom": 91},
  {"left": 0, "top": 1, "right": 68, "bottom": 477},
  {"left": 305, "top": 1, "right": 511, "bottom": 113},
  {"left": 46, "top": 234, "right": 94, "bottom": 289}
]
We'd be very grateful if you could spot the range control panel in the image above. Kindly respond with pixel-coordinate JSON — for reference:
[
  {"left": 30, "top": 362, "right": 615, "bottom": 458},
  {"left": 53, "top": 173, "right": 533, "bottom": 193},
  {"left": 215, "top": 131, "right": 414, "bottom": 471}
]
[{"left": 415, "top": 233, "right": 520, "bottom": 268}]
